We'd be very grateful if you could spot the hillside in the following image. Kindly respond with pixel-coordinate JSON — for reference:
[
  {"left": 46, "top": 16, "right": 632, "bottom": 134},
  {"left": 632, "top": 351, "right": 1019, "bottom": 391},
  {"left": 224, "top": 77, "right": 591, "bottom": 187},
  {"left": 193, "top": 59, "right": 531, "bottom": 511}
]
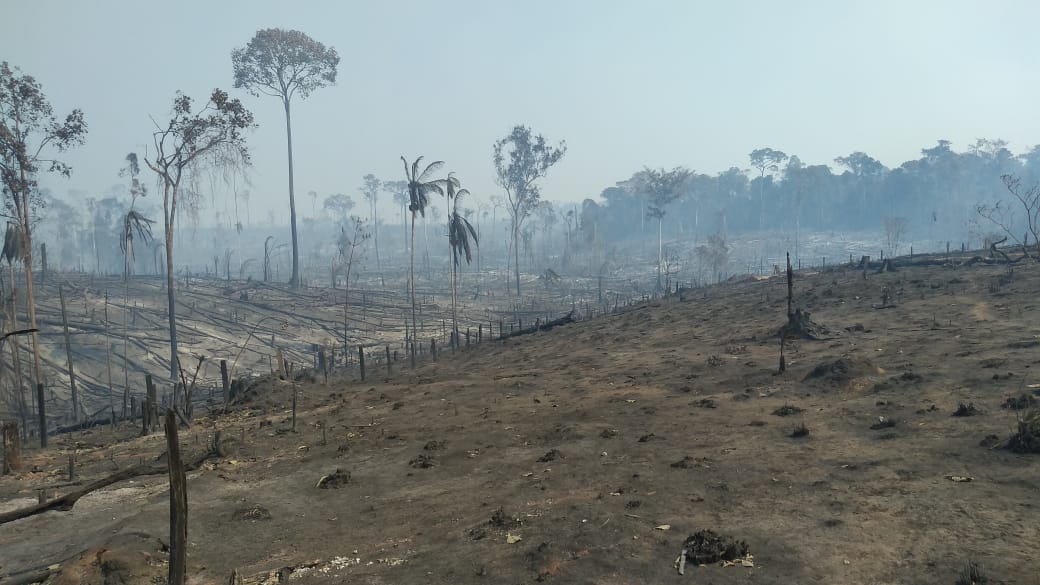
[{"left": 1, "top": 253, "right": 1039, "bottom": 585}]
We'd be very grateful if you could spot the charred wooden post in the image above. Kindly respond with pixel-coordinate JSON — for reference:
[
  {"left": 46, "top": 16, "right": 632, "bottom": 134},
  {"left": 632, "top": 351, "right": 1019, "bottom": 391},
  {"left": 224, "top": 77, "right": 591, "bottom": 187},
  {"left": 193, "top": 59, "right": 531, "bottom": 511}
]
[
  {"left": 59, "top": 285, "right": 79, "bottom": 423},
  {"left": 386, "top": 345, "right": 392, "bottom": 376},
  {"left": 2, "top": 422, "right": 20, "bottom": 474},
  {"left": 165, "top": 410, "right": 188, "bottom": 585},
  {"left": 431, "top": 338, "right": 437, "bottom": 362},
  {"left": 317, "top": 350, "right": 327, "bottom": 384},
  {"left": 37, "top": 383, "right": 46, "bottom": 448},
  {"left": 358, "top": 345, "right": 365, "bottom": 382},
  {"left": 145, "top": 375, "right": 157, "bottom": 432},
  {"left": 67, "top": 455, "right": 75, "bottom": 482},
  {"left": 220, "top": 360, "right": 230, "bottom": 409}
]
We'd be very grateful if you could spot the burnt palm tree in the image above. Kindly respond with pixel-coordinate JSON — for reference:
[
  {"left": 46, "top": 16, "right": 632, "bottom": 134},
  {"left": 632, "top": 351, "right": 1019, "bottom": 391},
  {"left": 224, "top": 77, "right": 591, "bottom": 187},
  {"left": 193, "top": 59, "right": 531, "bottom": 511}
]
[
  {"left": 401, "top": 156, "right": 445, "bottom": 366},
  {"left": 448, "top": 184, "right": 478, "bottom": 347}
]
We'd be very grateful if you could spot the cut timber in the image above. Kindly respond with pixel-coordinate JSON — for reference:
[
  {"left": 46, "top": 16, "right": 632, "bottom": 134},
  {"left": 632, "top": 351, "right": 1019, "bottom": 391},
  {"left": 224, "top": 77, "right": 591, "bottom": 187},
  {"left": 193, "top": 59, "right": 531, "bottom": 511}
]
[
  {"left": 503, "top": 311, "right": 575, "bottom": 339},
  {"left": 0, "top": 435, "right": 221, "bottom": 526}
]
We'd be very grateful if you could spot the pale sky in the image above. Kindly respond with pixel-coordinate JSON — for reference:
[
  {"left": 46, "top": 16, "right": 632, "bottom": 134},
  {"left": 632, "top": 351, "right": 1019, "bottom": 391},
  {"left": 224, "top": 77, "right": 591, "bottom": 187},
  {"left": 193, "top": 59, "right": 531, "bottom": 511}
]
[{"left": 4, "top": 0, "right": 1040, "bottom": 220}]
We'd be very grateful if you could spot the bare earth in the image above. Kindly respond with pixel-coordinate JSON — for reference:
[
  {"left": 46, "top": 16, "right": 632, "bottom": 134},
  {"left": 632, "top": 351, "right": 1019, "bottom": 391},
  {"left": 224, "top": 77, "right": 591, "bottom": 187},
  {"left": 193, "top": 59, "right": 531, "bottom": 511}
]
[{"left": 1, "top": 256, "right": 1039, "bottom": 584}]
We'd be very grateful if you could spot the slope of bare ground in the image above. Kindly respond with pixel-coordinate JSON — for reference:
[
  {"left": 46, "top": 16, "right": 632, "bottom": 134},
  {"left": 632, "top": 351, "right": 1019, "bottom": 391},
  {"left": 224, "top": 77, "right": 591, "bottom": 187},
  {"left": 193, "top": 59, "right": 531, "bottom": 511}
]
[{"left": 2, "top": 255, "right": 1039, "bottom": 584}]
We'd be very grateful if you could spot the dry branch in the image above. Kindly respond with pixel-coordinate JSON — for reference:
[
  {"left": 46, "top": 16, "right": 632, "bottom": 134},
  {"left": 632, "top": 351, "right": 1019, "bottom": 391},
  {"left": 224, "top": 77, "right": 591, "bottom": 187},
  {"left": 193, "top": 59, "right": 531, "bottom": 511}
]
[{"left": 0, "top": 434, "right": 221, "bottom": 526}]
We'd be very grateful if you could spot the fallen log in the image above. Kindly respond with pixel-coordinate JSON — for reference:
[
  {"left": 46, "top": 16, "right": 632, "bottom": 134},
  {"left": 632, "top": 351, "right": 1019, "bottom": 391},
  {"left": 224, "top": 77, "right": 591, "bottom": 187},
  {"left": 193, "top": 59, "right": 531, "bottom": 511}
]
[
  {"left": 0, "top": 437, "right": 221, "bottom": 526},
  {"left": 502, "top": 311, "right": 575, "bottom": 339}
]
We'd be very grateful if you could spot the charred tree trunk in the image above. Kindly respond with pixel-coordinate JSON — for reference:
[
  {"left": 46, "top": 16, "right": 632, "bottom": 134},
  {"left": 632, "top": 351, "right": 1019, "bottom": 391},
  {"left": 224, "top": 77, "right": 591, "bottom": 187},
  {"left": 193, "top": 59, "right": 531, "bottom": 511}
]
[
  {"left": 59, "top": 285, "right": 79, "bottom": 422},
  {"left": 165, "top": 409, "right": 188, "bottom": 585},
  {"left": 2, "top": 422, "right": 20, "bottom": 474}
]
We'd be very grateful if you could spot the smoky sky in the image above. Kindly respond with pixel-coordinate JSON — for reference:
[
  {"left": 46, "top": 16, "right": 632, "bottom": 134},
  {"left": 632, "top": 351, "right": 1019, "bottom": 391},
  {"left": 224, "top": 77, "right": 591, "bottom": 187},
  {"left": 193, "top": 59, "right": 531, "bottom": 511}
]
[{"left": 4, "top": 0, "right": 1039, "bottom": 220}]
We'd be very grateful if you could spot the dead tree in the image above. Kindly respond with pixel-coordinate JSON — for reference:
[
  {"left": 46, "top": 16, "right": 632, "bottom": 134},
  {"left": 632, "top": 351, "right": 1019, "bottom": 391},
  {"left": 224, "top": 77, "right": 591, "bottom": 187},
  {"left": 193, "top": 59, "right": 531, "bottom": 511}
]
[
  {"left": 2, "top": 422, "right": 20, "bottom": 474},
  {"left": 58, "top": 285, "right": 80, "bottom": 422},
  {"left": 778, "top": 252, "right": 827, "bottom": 347}
]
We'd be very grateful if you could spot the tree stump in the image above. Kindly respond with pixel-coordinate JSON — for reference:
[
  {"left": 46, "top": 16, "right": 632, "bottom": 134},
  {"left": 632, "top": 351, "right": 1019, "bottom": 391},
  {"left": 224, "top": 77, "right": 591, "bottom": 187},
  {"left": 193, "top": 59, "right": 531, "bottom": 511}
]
[{"left": 2, "top": 422, "right": 20, "bottom": 474}]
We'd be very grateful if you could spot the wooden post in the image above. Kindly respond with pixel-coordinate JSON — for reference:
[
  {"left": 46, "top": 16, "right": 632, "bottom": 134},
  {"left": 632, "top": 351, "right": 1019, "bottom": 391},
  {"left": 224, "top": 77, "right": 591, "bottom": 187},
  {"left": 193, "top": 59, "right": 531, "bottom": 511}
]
[
  {"left": 317, "top": 350, "right": 327, "bottom": 384},
  {"left": 146, "top": 374, "right": 157, "bottom": 432},
  {"left": 786, "top": 252, "right": 793, "bottom": 318},
  {"left": 431, "top": 338, "right": 437, "bottom": 362},
  {"left": 165, "top": 410, "right": 188, "bottom": 585},
  {"left": 220, "top": 360, "right": 230, "bottom": 408},
  {"left": 358, "top": 345, "right": 365, "bottom": 381},
  {"left": 59, "top": 285, "right": 80, "bottom": 423},
  {"left": 386, "top": 345, "right": 392, "bottom": 376},
  {"left": 2, "top": 422, "right": 20, "bottom": 474},
  {"left": 478, "top": 324, "right": 483, "bottom": 343},
  {"left": 67, "top": 454, "right": 75, "bottom": 482},
  {"left": 37, "top": 383, "right": 46, "bottom": 448}
]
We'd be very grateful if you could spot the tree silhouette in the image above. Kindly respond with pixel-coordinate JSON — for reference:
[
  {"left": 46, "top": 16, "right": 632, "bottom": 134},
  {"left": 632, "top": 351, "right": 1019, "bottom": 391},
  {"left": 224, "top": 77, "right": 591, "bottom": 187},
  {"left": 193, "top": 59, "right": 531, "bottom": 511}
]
[
  {"left": 446, "top": 175, "right": 478, "bottom": 346},
  {"left": 401, "top": 156, "right": 445, "bottom": 366},
  {"left": 360, "top": 174, "right": 382, "bottom": 269},
  {"left": 0, "top": 61, "right": 87, "bottom": 407},
  {"left": 493, "top": 125, "right": 566, "bottom": 296},
  {"left": 143, "top": 89, "right": 254, "bottom": 379},
  {"left": 232, "top": 29, "right": 339, "bottom": 289},
  {"left": 635, "top": 167, "right": 691, "bottom": 291}
]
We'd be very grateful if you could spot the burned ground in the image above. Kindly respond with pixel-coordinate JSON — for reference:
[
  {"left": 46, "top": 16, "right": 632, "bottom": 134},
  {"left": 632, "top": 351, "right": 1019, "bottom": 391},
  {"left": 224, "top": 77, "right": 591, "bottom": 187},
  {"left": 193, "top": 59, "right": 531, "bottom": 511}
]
[{"left": 1, "top": 256, "right": 1039, "bottom": 584}]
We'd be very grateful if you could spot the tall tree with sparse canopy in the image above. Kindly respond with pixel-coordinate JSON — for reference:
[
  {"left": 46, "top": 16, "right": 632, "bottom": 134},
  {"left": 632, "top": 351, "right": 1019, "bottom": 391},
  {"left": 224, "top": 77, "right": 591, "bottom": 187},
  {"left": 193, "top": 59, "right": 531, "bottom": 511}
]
[
  {"left": 232, "top": 29, "right": 339, "bottom": 289},
  {"left": 493, "top": 125, "right": 566, "bottom": 296},
  {"left": 0, "top": 61, "right": 87, "bottom": 398},
  {"left": 636, "top": 166, "right": 691, "bottom": 291},
  {"left": 749, "top": 147, "right": 788, "bottom": 231},
  {"left": 360, "top": 174, "right": 381, "bottom": 268},
  {"left": 144, "top": 89, "right": 254, "bottom": 380},
  {"left": 447, "top": 180, "right": 478, "bottom": 346},
  {"left": 401, "top": 156, "right": 445, "bottom": 366}
]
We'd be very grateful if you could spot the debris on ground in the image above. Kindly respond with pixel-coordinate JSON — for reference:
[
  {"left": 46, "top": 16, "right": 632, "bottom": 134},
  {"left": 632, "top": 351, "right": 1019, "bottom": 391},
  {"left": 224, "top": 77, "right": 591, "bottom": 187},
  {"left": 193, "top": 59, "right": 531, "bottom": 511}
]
[
  {"left": 674, "top": 529, "right": 752, "bottom": 575},
  {"left": 316, "top": 469, "right": 351, "bottom": 489}
]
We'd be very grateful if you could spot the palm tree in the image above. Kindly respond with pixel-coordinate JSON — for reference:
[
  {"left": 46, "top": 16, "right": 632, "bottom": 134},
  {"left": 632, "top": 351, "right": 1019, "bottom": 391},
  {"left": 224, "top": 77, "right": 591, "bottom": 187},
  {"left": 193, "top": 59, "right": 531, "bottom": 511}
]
[
  {"left": 401, "top": 156, "right": 445, "bottom": 367},
  {"left": 448, "top": 184, "right": 478, "bottom": 347}
]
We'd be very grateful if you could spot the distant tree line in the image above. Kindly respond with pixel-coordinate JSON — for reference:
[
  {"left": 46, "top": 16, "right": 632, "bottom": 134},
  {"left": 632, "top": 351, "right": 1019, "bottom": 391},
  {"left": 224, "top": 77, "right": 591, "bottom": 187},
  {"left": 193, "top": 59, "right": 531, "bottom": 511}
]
[{"left": 579, "top": 139, "right": 1038, "bottom": 251}]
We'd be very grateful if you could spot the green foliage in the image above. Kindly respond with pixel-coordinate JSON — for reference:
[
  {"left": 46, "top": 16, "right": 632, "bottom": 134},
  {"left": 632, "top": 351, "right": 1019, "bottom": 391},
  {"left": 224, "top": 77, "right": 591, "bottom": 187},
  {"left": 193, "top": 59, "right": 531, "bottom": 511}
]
[
  {"left": 493, "top": 125, "right": 567, "bottom": 224},
  {"left": 232, "top": 29, "right": 339, "bottom": 102},
  {"left": 0, "top": 61, "right": 87, "bottom": 219}
]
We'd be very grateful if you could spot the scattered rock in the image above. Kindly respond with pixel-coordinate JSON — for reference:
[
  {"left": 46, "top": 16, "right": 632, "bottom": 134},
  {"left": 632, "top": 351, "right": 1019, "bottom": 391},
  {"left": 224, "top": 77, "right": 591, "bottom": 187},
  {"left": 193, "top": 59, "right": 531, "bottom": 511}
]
[
  {"left": 979, "top": 358, "right": 1008, "bottom": 369},
  {"left": 423, "top": 440, "right": 446, "bottom": 451},
  {"left": 600, "top": 429, "right": 618, "bottom": 438},
  {"left": 693, "top": 399, "right": 716, "bottom": 409},
  {"left": 637, "top": 433, "right": 656, "bottom": 443},
  {"left": 870, "top": 417, "right": 897, "bottom": 430}
]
